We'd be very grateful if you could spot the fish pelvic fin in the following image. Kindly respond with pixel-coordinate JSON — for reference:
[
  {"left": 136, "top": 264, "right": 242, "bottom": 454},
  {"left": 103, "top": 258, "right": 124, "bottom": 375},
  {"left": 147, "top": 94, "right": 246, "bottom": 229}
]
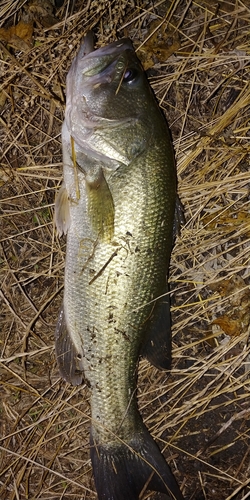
[
  {"left": 90, "top": 423, "right": 184, "bottom": 500},
  {"left": 86, "top": 169, "right": 114, "bottom": 242},
  {"left": 55, "top": 304, "right": 84, "bottom": 386},
  {"left": 54, "top": 183, "right": 71, "bottom": 237},
  {"left": 141, "top": 288, "right": 172, "bottom": 371}
]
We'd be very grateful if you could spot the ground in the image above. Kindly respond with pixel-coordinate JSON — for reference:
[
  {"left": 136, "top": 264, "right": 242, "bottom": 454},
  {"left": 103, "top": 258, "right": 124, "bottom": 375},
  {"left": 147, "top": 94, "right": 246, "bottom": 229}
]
[{"left": 0, "top": 1, "right": 250, "bottom": 499}]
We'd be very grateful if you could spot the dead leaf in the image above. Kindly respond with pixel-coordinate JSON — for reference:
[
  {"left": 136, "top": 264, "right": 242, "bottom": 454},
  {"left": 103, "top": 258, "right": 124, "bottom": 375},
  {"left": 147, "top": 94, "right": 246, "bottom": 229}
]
[
  {"left": 0, "top": 19, "right": 33, "bottom": 50},
  {"left": 137, "top": 19, "right": 181, "bottom": 70},
  {"left": 0, "top": 90, "right": 8, "bottom": 108},
  {"left": 27, "top": 0, "right": 58, "bottom": 27},
  {"left": 210, "top": 275, "right": 250, "bottom": 337},
  {"left": 203, "top": 208, "right": 250, "bottom": 235},
  {"left": 210, "top": 275, "right": 249, "bottom": 305},
  {"left": 213, "top": 315, "right": 240, "bottom": 336}
]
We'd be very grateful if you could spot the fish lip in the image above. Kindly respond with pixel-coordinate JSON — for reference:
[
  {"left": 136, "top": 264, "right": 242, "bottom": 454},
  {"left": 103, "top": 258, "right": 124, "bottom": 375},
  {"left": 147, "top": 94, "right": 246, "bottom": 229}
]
[
  {"left": 82, "top": 58, "right": 119, "bottom": 86},
  {"left": 67, "top": 36, "right": 134, "bottom": 104},
  {"left": 74, "top": 37, "right": 134, "bottom": 79},
  {"left": 82, "top": 37, "right": 133, "bottom": 62},
  {"left": 81, "top": 31, "right": 95, "bottom": 56}
]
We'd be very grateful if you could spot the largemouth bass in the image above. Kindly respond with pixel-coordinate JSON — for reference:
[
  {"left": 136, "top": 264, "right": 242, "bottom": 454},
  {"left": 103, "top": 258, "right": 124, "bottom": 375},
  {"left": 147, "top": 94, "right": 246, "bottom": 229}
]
[{"left": 55, "top": 32, "right": 184, "bottom": 500}]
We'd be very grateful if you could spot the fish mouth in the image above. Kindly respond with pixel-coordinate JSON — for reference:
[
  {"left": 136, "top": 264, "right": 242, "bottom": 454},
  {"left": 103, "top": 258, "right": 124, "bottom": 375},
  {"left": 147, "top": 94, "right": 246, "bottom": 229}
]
[
  {"left": 81, "top": 32, "right": 133, "bottom": 64},
  {"left": 77, "top": 34, "right": 134, "bottom": 85},
  {"left": 65, "top": 33, "right": 138, "bottom": 166},
  {"left": 67, "top": 32, "right": 135, "bottom": 120},
  {"left": 80, "top": 31, "right": 95, "bottom": 56}
]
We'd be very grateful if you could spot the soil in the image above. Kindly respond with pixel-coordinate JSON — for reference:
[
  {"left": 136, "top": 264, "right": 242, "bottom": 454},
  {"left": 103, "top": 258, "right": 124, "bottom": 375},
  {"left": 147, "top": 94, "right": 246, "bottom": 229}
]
[{"left": 1, "top": 1, "right": 250, "bottom": 499}]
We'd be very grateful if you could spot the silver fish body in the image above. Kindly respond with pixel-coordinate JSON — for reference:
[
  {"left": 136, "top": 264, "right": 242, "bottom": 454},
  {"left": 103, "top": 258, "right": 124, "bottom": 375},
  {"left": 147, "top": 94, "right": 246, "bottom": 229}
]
[{"left": 55, "top": 33, "right": 184, "bottom": 500}]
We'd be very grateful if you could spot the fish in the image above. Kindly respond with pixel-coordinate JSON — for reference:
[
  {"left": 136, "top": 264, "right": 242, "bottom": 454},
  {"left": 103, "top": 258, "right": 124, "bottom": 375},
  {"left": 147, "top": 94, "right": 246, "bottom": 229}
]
[{"left": 54, "top": 32, "right": 184, "bottom": 500}]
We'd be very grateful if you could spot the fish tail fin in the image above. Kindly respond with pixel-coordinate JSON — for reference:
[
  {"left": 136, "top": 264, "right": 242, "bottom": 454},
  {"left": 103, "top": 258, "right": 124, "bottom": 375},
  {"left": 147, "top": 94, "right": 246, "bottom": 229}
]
[{"left": 90, "top": 424, "right": 184, "bottom": 500}]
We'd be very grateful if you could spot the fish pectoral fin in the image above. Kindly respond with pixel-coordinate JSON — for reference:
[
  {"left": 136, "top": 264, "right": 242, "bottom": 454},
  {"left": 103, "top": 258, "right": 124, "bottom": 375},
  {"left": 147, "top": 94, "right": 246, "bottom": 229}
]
[
  {"left": 90, "top": 422, "right": 184, "bottom": 500},
  {"left": 141, "top": 288, "right": 172, "bottom": 370},
  {"left": 55, "top": 305, "right": 84, "bottom": 386},
  {"left": 86, "top": 169, "right": 114, "bottom": 242},
  {"left": 54, "top": 183, "right": 71, "bottom": 237}
]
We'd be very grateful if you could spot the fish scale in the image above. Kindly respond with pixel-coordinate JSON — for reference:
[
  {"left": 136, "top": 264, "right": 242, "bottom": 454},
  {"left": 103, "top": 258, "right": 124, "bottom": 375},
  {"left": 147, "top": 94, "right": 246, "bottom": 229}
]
[{"left": 55, "top": 32, "right": 184, "bottom": 500}]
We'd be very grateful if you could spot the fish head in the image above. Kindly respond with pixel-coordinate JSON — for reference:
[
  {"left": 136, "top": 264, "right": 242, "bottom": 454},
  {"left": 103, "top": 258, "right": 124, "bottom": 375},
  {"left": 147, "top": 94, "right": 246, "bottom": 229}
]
[
  {"left": 74, "top": 39, "right": 147, "bottom": 118},
  {"left": 65, "top": 33, "right": 157, "bottom": 166}
]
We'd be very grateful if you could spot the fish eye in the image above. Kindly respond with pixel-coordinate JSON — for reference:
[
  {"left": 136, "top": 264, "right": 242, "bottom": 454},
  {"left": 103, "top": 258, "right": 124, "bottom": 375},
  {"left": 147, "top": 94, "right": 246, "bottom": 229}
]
[{"left": 123, "top": 68, "right": 139, "bottom": 84}]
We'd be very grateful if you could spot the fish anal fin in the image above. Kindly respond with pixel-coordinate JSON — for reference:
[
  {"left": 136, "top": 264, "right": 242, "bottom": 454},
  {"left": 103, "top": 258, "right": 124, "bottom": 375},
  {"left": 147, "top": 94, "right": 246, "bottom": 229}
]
[
  {"left": 90, "top": 423, "right": 184, "bottom": 500},
  {"left": 141, "top": 290, "right": 172, "bottom": 371},
  {"left": 54, "top": 183, "right": 71, "bottom": 237},
  {"left": 55, "top": 305, "right": 84, "bottom": 386},
  {"left": 173, "top": 194, "right": 185, "bottom": 240}
]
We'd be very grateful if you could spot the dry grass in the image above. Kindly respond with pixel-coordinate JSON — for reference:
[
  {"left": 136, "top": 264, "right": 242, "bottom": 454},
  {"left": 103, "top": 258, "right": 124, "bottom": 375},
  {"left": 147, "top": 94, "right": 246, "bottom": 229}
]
[{"left": 1, "top": 0, "right": 250, "bottom": 499}]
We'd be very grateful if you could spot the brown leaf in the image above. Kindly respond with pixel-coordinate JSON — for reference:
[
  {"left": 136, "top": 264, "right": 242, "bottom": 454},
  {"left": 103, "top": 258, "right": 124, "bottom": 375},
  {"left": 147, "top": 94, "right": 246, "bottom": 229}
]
[
  {"left": 28, "top": 0, "right": 54, "bottom": 17},
  {"left": 203, "top": 208, "right": 250, "bottom": 235},
  {"left": 212, "top": 315, "right": 240, "bottom": 337},
  {"left": 0, "top": 90, "right": 8, "bottom": 108},
  {"left": 0, "top": 19, "right": 33, "bottom": 50},
  {"left": 138, "top": 19, "right": 181, "bottom": 70},
  {"left": 28, "top": 0, "right": 58, "bottom": 27}
]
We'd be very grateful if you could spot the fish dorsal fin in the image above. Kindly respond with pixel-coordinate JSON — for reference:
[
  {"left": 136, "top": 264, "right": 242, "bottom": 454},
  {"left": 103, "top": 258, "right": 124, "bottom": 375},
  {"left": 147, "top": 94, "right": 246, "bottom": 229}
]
[
  {"left": 141, "top": 289, "right": 172, "bottom": 371},
  {"left": 55, "top": 305, "right": 84, "bottom": 386}
]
